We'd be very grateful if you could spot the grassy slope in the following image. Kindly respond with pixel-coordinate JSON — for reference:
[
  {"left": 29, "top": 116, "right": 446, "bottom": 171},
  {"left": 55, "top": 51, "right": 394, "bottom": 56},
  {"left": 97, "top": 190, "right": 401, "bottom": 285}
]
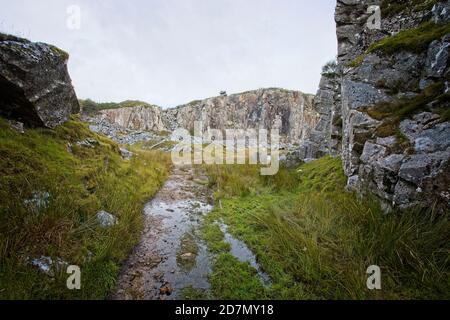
[
  {"left": 0, "top": 116, "right": 171, "bottom": 299},
  {"left": 200, "top": 157, "right": 450, "bottom": 300}
]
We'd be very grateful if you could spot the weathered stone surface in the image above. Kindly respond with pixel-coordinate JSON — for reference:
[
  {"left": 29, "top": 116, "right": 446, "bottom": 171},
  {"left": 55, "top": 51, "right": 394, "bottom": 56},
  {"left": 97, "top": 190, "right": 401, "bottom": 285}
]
[
  {"left": 7, "top": 119, "right": 24, "bottom": 133},
  {"left": 97, "top": 210, "right": 118, "bottom": 228},
  {"left": 360, "top": 142, "right": 387, "bottom": 164},
  {"left": 313, "top": 0, "right": 450, "bottom": 211},
  {"left": 424, "top": 35, "right": 450, "bottom": 81},
  {"left": 119, "top": 148, "right": 134, "bottom": 160},
  {"left": 0, "top": 33, "right": 79, "bottom": 128},
  {"left": 98, "top": 105, "right": 166, "bottom": 132},
  {"left": 400, "top": 113, "right": 450, "bottom": 153},
  {"left": 28, "top": 256, "right": 68, "bottom": 277},
  {"left": 376, "top": 136, "right": 397, "bottom": 148},
  {"left": 85, "top": 117, "right": 163, "bottom": 145},
  {"left": 346, "top": 175, "right": 360, "bottom": 191},
  {"left": 394, "top": 180, "right": 418, "bottom": 207},
  {"left": 89, "top": 88, "right": 319, "bottom": 146},
  {"left": 378, "top": 154, "right": 405, "bottom": 173},
  {"left": 432, "top": 1, "right": 450, "bottom": 23},
  {"left": 76, "top": 138, "right": 99, "bottom": 149},
  {"left": 24, "top": 191, "right": 51, "bottom": 213},
  {"left": 305, "top": 71, "right": 343, "bottom": 159},
  {"left": 399, "top": 151, "right": 449, "bottom": 185}
]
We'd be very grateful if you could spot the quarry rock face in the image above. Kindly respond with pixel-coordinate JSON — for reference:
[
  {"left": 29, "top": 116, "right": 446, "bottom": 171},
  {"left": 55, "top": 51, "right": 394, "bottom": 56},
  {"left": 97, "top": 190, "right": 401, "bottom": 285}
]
[
  {"left": 311, "top": 0, "right": 450, "bottom": 211},
  {"left": 98, "top": 105, "right": 167, "bottom": 132},
  {"left": 165, "top": 88, "right": 318, "bottom": 143},
  {"left": 94, "top": 88, "right": 318, "bottom": 144},
  {"left": 0, "top": 33, "right": 79, "bottom": 128}
]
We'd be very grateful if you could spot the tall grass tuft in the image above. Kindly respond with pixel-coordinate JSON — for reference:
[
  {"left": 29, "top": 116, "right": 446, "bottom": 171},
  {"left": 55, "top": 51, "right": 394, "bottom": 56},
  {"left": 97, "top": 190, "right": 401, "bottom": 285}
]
[{"left": 202, "top": 156, "right": 450, "bottom": 299}]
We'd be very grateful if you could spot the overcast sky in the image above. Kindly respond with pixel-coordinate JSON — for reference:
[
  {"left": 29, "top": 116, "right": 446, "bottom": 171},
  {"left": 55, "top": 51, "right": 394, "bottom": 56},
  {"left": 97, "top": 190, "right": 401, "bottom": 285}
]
[{"left": 1, "top": 0, "right": 337, "bottom": 108}]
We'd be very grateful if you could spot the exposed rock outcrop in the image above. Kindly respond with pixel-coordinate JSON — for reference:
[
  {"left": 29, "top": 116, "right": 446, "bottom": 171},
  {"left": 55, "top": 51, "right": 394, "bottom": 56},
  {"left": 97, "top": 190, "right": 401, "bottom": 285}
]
[
  {"left": 312, "top": 0, "right": 450, "bottom": 211},
  {"left": 98, "top": 105, "right": 166, "bottom": 132},
  {"left": 164, "top": 88, "right": 318, "bottom": 144},
  {"left": 297, "top": 67, "right": 342, "bottom": 160},
  {"left": 90, "top": 88, "right": 318, "bottom": 145},
  {"left": 0, "top": 34, "right": 79, "bottom": 128}
]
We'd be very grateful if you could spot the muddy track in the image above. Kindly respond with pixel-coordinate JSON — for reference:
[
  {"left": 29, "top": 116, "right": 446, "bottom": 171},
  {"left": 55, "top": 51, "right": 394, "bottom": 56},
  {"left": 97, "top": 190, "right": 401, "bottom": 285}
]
[{"left": 111, "top": 166, "right": 214, "bottom": 300}]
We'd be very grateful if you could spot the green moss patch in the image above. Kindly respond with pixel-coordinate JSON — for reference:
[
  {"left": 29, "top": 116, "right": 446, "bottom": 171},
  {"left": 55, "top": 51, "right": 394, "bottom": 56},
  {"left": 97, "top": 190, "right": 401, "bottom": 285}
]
[
  {"left": 363, "top": 82, "right": 446, "bottom": 137},
  {"left": 368, "top": 21, "right": 450, "bottom": 55},
  {"left": 348, "top": 20, "right": 450, "bottom": 68}
]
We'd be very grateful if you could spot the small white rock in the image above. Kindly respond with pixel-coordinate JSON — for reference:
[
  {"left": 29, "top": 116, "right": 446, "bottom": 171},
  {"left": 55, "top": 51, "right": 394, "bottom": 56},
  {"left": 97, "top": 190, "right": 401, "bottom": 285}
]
[
  {"left": 119, "top": 148, "right": 134, "bottom": 160},
  {"left": 97, "top": 210, "right": 118, "bottom": 227}
]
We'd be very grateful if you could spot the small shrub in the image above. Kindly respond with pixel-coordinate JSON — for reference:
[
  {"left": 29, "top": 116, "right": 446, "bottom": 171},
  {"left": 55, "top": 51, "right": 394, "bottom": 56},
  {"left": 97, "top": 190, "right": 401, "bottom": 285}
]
[{"left": 321, "top": 60, "right": 338, "bottom": 78}]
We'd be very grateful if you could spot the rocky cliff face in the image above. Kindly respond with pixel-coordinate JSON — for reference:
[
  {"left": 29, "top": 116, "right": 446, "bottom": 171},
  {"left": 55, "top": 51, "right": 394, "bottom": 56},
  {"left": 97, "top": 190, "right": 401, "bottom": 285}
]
[
  {"left": 94, "top": 88, "right": 318, "bottom": 144},
  {"left": 166, "top": 89, "right": 317, "bottom": 143},
  {"left": 312, "top": 0, "right": 450, "bottom": 211},
  {"left": 98, "top": 105, "right": 167, "bottom": 132},
  {"left": 0, "top": 33, "right": 79, "bottom": 128}
]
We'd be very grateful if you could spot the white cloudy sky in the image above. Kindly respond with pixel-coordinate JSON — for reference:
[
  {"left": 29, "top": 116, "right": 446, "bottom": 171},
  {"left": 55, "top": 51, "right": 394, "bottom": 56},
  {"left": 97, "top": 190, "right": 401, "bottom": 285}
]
[{"left": 1, "top": 0, "right": 337, "bottom": 108}]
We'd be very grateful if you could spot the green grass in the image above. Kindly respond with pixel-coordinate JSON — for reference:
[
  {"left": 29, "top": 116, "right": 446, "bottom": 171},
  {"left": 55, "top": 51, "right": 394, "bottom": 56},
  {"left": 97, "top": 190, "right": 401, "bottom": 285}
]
[
  {"left": 200, "top": 157, "right": 450, "bottom": 300},
  {"left": 132, "top": 139, "right": 178, "bottom": 151},
  {"left": 181, "top": 286, "right": 211, "bottom": 300},
  {"left": 209, "top": 254, "right": 270, "bottom": 300},
  {"left": 0, "top": 116, "right": 171, "bottom": 299},
  {"left": 201, "top": 224, "right": 230, "bottom": 254}
]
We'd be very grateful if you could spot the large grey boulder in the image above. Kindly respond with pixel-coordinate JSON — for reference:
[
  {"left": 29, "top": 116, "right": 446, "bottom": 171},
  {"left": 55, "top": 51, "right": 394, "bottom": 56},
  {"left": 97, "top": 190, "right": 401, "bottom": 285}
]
[{"left": 0, "top": 33, "right": 79, "bottom": 128}]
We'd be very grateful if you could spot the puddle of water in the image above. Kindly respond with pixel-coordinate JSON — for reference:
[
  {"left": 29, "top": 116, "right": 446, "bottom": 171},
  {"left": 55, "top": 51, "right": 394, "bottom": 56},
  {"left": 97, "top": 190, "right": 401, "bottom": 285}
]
[
  {"left": 144, "top": 198, "right": 214, "bottom": 298},
  {"left": 218, "top": 223, "right": 272, "bottom": 286},
  {"left": 112, "top": 167, "right": 270, "bottom": 300},
  {"left": 112, "top": 168, "right": 214, "bottom": 300}
]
